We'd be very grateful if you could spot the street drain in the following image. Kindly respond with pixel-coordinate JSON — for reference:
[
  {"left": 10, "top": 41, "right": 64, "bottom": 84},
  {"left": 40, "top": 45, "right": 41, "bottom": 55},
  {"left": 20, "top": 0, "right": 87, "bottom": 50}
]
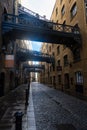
[{"left": 56, "top": 124, "right": 76, "bottom": 130}]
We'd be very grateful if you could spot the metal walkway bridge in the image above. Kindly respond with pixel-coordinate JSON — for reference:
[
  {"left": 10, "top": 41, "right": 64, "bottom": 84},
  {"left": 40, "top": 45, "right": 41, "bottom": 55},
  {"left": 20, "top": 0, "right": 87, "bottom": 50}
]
[
  {"left": 2, "top": 4, "right": 81, "bottom": 50},
  {"left": 25, "top": 68, "right": 43, "bottom": 73},
  {"left": 23, "top": 64, "right": 45, "bottom": 70},
  {"left": 16, "top": 48, "right": 54, "bottom": 64}
]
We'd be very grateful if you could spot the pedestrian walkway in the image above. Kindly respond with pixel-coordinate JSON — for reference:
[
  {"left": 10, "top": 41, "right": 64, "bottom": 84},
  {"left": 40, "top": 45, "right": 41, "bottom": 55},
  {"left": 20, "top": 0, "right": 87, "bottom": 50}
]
[
  {"left": 0, "top": 84, "right": 26, "bottom": 130},
  {"left": 22, "top": 84, "right": 36, "bottom": 130},
  {"left": 0, "top": 83, "right": 36, "bottom": 130}
]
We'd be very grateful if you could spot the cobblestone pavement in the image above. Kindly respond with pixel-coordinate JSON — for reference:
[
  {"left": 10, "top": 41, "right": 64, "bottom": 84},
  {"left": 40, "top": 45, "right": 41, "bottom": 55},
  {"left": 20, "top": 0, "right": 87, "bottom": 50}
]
[{"left": 31, "top": 82, "right": 87, "bottom": 130}]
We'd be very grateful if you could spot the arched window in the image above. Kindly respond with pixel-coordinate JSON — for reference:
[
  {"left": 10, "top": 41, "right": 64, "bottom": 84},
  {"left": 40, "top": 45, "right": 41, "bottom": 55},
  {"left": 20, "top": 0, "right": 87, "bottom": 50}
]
[{"left": 3, "top": 7, "right": 7, "bottom": 21}]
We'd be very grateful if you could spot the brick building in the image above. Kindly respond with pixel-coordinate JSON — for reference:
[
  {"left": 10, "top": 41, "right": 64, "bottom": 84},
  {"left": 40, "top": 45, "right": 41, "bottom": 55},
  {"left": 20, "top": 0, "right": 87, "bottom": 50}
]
[
  {"left": 0, "top": 0, "right": 20, "bottom": 96},
  {"left": 40, "top": 0, "right": 87, "bottom": 96}
]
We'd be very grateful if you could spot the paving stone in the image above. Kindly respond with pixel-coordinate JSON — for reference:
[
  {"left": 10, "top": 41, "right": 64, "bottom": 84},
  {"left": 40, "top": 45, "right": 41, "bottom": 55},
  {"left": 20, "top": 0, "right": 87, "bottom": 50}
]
[
  {"left": 31, "top": 82, "right": 87, "bottom": 130},
  {"left": 56, "top": 124, "right": 76, "bottom": 130}
]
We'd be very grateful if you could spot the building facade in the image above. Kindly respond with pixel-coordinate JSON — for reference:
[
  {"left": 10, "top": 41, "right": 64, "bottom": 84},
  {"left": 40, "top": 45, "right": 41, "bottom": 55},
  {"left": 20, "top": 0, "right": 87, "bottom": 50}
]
[
  {"left": 40, "top": 43, "right": 49, "bottom": 84},
  {"left": 40, "top": 0, "right": 87, "bottom": 96},
  {"left": 0, "top": 0, "right": 21, "bottom": 96}
]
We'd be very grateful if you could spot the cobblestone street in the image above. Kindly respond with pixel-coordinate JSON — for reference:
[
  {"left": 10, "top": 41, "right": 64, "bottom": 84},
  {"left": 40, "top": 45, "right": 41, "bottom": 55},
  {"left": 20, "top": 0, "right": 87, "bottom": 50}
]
[
  {"left": 0, "top": 82, "right": 87, "bottom": 130},
  {"left": 31, "top": 82, "right": 87, "bottom": 130}
]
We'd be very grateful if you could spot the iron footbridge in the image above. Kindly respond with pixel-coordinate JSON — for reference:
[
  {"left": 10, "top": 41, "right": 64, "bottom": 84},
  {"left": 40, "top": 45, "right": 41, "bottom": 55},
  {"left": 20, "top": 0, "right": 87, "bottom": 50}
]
[
  {"left": 25, "top": 68, "right": 43, "bottom": 73},
  {"left": 2, "top": 5, "right": 81, "bottom": 50},
  {"left": 16, "top": 48, "right": 55, "bottom": 64},
  {"left": 23, "top": 64, "right": 45, "bottom": 70}
]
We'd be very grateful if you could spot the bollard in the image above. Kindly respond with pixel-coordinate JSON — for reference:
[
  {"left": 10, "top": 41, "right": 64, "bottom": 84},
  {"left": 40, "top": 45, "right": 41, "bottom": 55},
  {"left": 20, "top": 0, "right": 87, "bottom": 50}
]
[
  {"left": 28, "top": 83, "right": 30, "bottom": 91},
  {"left": 25, "top": 89, "right": 29, "bottom": 106},
  {"left": 14, "top": 112, "right": 23, "bottom": 130}
]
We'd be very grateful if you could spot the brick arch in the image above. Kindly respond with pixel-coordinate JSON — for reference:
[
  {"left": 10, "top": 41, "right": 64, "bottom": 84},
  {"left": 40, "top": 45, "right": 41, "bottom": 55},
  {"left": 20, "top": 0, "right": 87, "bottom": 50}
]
[
  {"left": 1, "top": 2, "right": 8, "bottom": 14},
  {"left": 3, "top": 7, "right": 7, "bottom": 14},
  {"left": 2, "top": 6, "right": 8, "bottom": 20}
]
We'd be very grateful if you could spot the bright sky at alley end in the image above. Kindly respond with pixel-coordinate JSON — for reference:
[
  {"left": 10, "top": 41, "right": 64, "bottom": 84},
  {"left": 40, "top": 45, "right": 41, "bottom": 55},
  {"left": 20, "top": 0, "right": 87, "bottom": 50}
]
[{"left": 21, "top": 0, "right": 56, "bottom": 51}]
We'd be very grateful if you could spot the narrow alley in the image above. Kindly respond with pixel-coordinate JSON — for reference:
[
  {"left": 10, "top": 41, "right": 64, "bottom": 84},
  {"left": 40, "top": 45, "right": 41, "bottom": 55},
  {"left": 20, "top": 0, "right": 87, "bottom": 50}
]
[
  {"left": 0, "top": 82, "right": 87, "bottom": 130},
  {"left": 0, "top": 0, "right": 87, "bottom": 130}
]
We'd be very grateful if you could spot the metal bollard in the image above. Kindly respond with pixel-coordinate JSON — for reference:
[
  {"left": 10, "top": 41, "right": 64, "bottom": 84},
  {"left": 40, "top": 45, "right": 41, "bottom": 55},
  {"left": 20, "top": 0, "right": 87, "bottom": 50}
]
[
  {"left": 28, "top": 83, "right": 30, "bottom": 91},
  {"left": 25, "top": 89, "right": 29, "bottom": 106},
  {"left": 14, "top": 112, "right": 23, "bottom": 130}
]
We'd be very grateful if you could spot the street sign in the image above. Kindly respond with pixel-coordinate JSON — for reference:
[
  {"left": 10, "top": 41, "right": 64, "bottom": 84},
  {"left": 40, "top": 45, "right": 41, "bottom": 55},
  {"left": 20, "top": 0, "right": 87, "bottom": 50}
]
[{"left": 5, "top": 55, "right": 14, "bottom": 68}]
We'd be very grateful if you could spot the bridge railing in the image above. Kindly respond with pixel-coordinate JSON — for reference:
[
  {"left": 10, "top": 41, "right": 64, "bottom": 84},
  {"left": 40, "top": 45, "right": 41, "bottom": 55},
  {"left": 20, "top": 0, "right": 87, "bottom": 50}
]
[
  {"left": 18, "top": 4, "right": 47, "bottom": 21},
  {"left": 16, "top": 47, "right": 55, "bottom": 63},
  {"left": 23, "top": 64, "right": 45, "bottom": 69},
  {"left": 2, "top": 14, "right": 80, "bottom": 34},
  {"left": 17, "top": 47, "right": 54, "bottom": 58}
]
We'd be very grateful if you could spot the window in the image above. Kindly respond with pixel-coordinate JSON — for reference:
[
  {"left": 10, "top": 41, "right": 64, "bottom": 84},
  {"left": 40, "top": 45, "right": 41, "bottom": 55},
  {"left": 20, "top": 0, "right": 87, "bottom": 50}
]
[
  {"left": 61, "top": 5, "right": 65, "bottom": 16},
  {"left": 64, "top": 55, "right": 68, "bottom": 66},
  {"left": 57, "top": 60, "right": 60, "bottom": 66},
  {"left": 60, "top": 0, "right": 63, "bottom": 4},
  {"left": 57, "top": 60, "right": 62, "bottom": 71},
  {"left": 52, "top": 44, "right": 54, "bottom": 48},
  {"left": 85, "top": 0, "right": 87, "bottom": 22},
  {"left": 70, "top": 3, "right": 77, "bottom": 19},
  {"left": 57, "top": 46, "right": 60, "bottom": 55},
  {"left": 50, "top": 66, "right": 52, "bottom": 72},
  {"left": 63, "top": 20, "right": 66, "bottom": 25},
  {"left": 53, "top": 65, "right": 55, "bottom": 71},
  {"left": 52, "top": 52, "right": 55, "bottom": 56},
  {"left": 56, "top": 20, "right": 58, "bottom": 23},
  {"left": 75, "top": 71, "right": 83, "bottom": 84},
  {"left": 73, "top": 48, "right": 80, "bottom": 62},
  {"left": 56, "top": 7, "right": 58, "bottom": 16},
  {"left": 49, "top": 46, "right": 51, "bottom": 52},
  {"left": 58, "top": 75, "right": 61, "bottom": 85}
]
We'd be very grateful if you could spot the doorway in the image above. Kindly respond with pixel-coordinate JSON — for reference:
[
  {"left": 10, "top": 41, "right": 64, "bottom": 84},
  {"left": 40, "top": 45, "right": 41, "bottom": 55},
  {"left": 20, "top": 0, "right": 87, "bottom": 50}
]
[
  {"left": 0, "top": 72, "right": 5, "bottom": 96},
  {"left": 64, "top": 73, "right": 70, "bottom": 89},
  {"left": 53, "top": 76, "right": 56, "bottom": 88}
]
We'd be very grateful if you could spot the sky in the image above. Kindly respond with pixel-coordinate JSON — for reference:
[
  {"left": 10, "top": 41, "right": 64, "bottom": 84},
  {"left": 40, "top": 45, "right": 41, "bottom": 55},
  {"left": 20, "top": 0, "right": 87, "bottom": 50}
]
[{"left": 21, "top": 0, "right": 56, "bottom": 51}]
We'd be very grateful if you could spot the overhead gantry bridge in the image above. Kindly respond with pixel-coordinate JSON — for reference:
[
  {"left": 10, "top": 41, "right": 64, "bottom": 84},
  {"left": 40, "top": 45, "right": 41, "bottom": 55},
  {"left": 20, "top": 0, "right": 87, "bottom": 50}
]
[
  {"left": 16, "top": 47, "right": 55, "bottom": 64},
  {"left": 23, "top": 64, "right": 45, "bottom": 70},
  {"left": 25, "top": 68, "right": 43, "bottom": 73},
  {"left": 23, "top": 64, "right": 45, "bottom": 73},
  {"left": 2, "top": 4, "right": 82, "bottom": 52}
]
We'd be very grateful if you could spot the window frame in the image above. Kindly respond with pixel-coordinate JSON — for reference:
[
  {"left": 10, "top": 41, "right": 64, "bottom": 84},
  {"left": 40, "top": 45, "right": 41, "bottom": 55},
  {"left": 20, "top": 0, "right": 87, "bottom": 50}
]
[
  {"left": 63, "top": 55, "right": 68, "bottom": 66},
  {"left": 61, "top": 5, "right": 65, "bottom": 17},
  {"left": 70, "top": 2, "right": 77, "bottom": 19},
  {"left": 85, "top": 0, "right": 87, "bottom": 22}
]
